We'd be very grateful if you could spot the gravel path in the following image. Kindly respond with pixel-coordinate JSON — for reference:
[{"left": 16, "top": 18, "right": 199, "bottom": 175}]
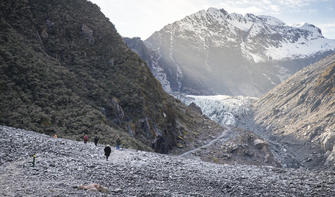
[
  {"left": 1, "top": 126, "right": 335, "bottom": 196},
  {"left": 180, "top": 127, "right": 237, "bottom": 158}
]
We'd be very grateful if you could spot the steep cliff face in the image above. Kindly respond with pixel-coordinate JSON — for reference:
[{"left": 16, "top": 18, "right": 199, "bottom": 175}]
[
  {"left": 144, "top": 8, "right": 335, "bottom": 96},
  {"left": 124, "top": 37, "right": 173, "bottom": 93},
  {"left": 0, "top": 0, "right": 220, "bottom": 153},
  {"left": 254, "top": 54, "right": 335, "bottom": 167}
]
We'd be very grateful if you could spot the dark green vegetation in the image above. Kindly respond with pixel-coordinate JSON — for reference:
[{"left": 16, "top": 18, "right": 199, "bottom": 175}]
[{"left": 0, "top": 0, "right": 215, "bottom": 153}]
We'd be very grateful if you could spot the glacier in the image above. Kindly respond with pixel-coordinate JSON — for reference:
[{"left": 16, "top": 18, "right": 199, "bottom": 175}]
[{"left": 176, "top": 94, "right": 258, "bottom": 127}]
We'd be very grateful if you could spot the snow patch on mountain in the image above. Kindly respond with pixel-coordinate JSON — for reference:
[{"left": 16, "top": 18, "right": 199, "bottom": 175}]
[
  {"left": 150, "top": 50, "right": 172, "bottom": 93},
  {"left": 178, "top": 95, "right": 258, "bottom": 127},
  {"left": 158, "top": 7, "right": 335, "bottom": 63},
  {"left": 265, "top": 34, "right": 335, "bottom": 60},
  {"left": 258, "top": 15, "right": 285, "bottom": 26}
]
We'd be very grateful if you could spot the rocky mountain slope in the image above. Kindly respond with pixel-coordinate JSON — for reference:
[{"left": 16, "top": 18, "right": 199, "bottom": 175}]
[
  {"left": 0, "top": 0, "right": 230, "bottom": 154},
  {"left": 143, "top": 8, "right": 335, "bottom": 96},
  {"left": 173, "top": 94, "right": 302, "bottom": 168},
  {"left": 124, "top": 37, "right": 172, "bottom": 93},
  {"left": 253, "top": 54, "right": 335, "bottom": 168},
  {"left": 2, "top": 126, "right": 335, "bottom": 196}
]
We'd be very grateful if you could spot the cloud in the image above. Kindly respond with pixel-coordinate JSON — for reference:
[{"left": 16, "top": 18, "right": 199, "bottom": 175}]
[
  {"left": 89, "top": 0, "right": 212, "bottom": 39},
  {"left": 206, "top": 0, "right": 281, "bottom": 14},
  {"left": 276, "top": 0, "right": 318, "bottom": 7},
  {"left": 318, "top": 23, "right": 335, "bottom": 38}
]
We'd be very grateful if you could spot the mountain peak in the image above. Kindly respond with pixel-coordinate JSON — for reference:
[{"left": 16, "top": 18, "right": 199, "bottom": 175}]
[
  {"left": 292, "top": 23, "right": 323, "bottom": 37},
  {"left": 257, "top": 15, "right": 285, "bottom": 26},
  {"left": 145, "top": 7, "right": 335, "bottom": 96},
  {"left": 207, "top": 7, "right": 228, "bottom": 16},
  {"left": 184, "top": 8, "right": 286, "bottom": 33},
  {"left": 301, "top": 23, "right": 323, "bottom": 37}
]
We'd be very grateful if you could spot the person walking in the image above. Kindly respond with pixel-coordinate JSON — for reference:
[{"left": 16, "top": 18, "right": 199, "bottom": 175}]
[
  {"left": 116, "top": 136, "right": 121, "bottom": 150},
  {"left": 32, "top": 154, "right": 36, "bottom": 167},
  {"left": 104, "top": 145, "right": 111, "bottom": 161},
  {"left": 94, "top": 136, "right": 99, "bottom": 146},
  {"left": 84, "top": 135, "right": 88, "bottom": 144}
]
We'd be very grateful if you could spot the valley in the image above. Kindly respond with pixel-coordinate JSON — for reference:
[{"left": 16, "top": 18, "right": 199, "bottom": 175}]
[
  {"left": 171, "top": 53, "right": 335, "bottom": 170},
  {"left": 124, "top": 8, "right": 335, "bottom": 170},
  {"left": 1, "top": 0, "right": 335, "bottom": 195}
]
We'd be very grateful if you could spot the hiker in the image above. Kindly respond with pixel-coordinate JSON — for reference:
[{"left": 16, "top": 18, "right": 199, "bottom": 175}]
[
  {"left": 32, "top": 154, "right": 36, "bottom": 167},
  {"left": 94, "top": 136, "right": 99, "bottom": 146},
  {"left": 104, "top": 145, "right": 111, "bottom": 161},
  {"left": 84, "top": 135, "right": 88, "bottom": 144},
  {"left": 116, "top": 136, "right": 121, "bottom": 150}
]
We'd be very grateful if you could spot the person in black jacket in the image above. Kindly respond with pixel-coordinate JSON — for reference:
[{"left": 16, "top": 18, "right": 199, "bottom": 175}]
[
  {"left": 116, "top": 136, "right": 121, "bottom": 150},
  {"left": 104, "top": 145, "right": 111, "bottom": 161},
  {"left": 94, "top": 136, "right": 99, "bottom": 146}
]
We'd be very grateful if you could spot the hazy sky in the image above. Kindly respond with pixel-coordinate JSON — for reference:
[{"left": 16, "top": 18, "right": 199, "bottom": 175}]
[{"left": 89, "top": 0, "right": 335, "bottom": 40}]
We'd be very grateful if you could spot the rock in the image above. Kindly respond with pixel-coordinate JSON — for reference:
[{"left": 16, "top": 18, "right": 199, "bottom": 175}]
[
  {"left": 321, "top": 132, "right": 335, "bottom": 151},
  {"left": 253, "top": 138, "right": 268, "bottom": 149},
  {"left": 177, "top": 143, "right": 184, "bottom": 148},
  {"left": 77, "top": 183, "right": 109, "bottom": 193},
  {"left": 2, "top": 126, "right": 335, "bottom": 196},
  {"left": 41, "top": 28, "right": 48, "bottom": 39},
  {"left": 111, "top": 97, "right": 125, "bottom": 125},
  {"left": 112, "top": 188, "right": 122, "bottom": 193},
  {"left": 188, "top": 102, "right": 202, "bottom": 115}
]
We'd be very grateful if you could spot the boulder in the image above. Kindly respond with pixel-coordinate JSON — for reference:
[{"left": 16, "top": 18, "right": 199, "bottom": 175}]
[
  {"left": 188, "top": 102, "right": 202, "bottom": 115},
  {"left": 41, "top": 28, "right": 48, "bottom": 39},
  {"left": 321, "top": 132, "right": 335, "bottom": 151},
  {"left": 77, "top": 183, "right": 109, "bottom": 193},
  {"left": 253, "top": 138, "right": 268, "bottom": 149}
]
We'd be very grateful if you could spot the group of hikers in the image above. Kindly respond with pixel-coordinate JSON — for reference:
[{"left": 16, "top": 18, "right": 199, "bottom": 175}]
[{"left": 83, "top": 135, "right": 121, "bottom": 161}]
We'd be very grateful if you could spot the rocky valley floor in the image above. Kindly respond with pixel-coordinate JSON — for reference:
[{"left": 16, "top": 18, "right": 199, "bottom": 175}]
[{"left": 1, "top": 126, "right": 335, "bottom": 196}]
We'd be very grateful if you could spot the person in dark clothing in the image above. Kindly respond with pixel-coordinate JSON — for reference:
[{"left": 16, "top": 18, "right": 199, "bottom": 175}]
[
  {"left": 84, "top": 135, "right": 88, "bottom": 144},
  {"left": 116, "top": 136, "right": 121, "bottom": 150},
  {"left": 32, "top": 154, "right": 36, "bottom": 167},
  {"left": 152, "top": 135, "right": 165, "bottom": 153},
  {"left": 104, "top": 145, "right": 111, "bottom": 161},
  {"left": 94, "top": 136, "right": 99, "bottom": 146}
]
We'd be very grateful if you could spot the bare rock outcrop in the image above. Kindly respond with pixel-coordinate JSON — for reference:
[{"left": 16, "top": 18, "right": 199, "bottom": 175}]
[{"left": 253, "top": 54, "right": 335, "bottom": 168}]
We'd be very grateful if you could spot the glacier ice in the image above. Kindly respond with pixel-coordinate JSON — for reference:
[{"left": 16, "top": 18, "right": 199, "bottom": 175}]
[{"left": 177, "top": 94, "right": 258, "bottom": 127}]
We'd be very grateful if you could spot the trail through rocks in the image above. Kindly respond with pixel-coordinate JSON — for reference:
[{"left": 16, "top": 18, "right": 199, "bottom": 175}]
[
  {"left": 180, "top": 127, "right": 237, "bottom": 158},
  {"left": 1, "top": 126, "right": 335, "bottom": 196}
]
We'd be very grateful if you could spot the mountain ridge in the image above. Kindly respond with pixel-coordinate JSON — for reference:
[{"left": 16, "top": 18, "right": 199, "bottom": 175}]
[
  {"left": 141, "top": 7, "right": 335, "bottom": 96},
  {"left": 253, "top": 53, "right": 335, "bottom": 168}
]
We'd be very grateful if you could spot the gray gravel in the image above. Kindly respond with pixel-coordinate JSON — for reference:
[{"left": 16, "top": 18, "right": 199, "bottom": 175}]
[{"left": 1, "top": 125, "right": 335, "bottom": 196}]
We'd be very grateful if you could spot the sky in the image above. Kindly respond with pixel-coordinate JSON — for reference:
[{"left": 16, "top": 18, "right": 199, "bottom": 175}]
[{"left": 89, "top": 0, "right": 335, "bottom": 40}]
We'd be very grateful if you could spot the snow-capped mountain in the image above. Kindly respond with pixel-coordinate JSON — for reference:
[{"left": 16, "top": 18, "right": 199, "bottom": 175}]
[{"left": 143, "top": 8, "right": 335, "bottom": 96}]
